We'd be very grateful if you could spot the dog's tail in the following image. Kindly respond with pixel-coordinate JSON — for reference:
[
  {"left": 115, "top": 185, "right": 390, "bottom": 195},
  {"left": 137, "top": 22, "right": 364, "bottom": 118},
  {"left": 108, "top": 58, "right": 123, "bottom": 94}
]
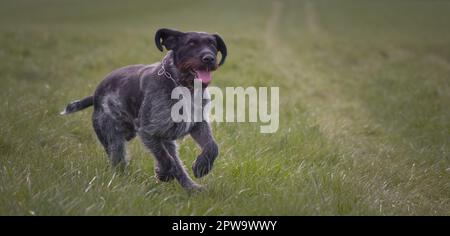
[{"left": 60, "top": 96, "right": 94, "bottom": 115}]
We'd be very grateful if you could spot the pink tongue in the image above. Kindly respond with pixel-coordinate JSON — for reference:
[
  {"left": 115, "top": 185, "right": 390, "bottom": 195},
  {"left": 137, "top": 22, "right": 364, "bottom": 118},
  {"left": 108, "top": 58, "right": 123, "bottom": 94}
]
[{"left": 195, "top": 70, "right": 212, "bottom": 84}]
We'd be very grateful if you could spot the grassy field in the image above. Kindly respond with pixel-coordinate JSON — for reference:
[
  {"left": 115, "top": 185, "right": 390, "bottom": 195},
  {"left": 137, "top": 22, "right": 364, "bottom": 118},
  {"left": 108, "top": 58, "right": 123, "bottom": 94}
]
[{"left": 0, "top": 0, "right": 449, "bottom": 215}]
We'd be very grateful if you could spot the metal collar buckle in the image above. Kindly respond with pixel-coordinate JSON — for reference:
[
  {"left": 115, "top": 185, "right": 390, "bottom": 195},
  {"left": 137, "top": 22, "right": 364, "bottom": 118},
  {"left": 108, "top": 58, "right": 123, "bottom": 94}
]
[{"left": 157, "top": 56, "right": 178, "bottom": 86}]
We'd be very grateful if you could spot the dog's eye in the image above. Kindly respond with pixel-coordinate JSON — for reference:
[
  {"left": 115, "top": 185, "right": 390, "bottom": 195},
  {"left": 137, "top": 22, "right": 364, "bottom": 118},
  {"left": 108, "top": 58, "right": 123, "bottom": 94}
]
[{"left": 188, "top": 41, "right": 197, "bottom": 47}]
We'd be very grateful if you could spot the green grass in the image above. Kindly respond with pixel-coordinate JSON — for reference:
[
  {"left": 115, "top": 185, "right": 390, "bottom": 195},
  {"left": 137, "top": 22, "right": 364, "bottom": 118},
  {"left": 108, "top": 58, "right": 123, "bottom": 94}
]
[{"left": 0, "top": 0, "right": 449, "bottom": 215}]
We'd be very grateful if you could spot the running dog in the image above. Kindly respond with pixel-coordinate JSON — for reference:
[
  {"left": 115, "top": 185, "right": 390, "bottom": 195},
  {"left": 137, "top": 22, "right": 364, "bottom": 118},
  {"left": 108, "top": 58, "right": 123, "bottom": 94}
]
[{"left": 61, "top": 28, "right": 227, "bottom": 190}]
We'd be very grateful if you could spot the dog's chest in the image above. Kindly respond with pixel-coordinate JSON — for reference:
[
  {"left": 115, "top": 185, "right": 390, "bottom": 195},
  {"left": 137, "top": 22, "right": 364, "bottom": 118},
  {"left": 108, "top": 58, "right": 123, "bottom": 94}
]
[
  {"left": 140, "top": 88, "right": 209, "bottom": 139},
  {"left": 170, "top": 90, "right": 208, "bottom": 134}
]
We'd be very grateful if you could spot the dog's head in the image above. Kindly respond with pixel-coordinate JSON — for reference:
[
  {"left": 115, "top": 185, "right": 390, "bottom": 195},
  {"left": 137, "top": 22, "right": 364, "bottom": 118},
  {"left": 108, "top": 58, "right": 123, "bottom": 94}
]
[{"left": 155, "top": 28, "right": 227, "bottom": 85}]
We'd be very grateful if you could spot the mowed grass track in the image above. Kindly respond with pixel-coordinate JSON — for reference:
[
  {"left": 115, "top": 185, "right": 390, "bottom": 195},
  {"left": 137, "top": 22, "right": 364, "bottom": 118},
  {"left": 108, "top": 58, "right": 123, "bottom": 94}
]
[{"left": 0, "top": 0, "right": 449, "bottom": 215}]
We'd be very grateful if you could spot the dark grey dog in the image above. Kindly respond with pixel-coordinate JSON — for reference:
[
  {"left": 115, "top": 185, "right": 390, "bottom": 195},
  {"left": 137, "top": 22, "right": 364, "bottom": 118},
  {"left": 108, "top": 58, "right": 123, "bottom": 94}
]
[{"left": 61, "top": 28, "right": 227, "bottom": 190}]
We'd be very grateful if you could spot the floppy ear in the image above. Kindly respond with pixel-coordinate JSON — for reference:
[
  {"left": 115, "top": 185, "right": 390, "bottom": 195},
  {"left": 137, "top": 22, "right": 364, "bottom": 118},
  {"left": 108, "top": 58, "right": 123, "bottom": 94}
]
[
  {"left": 154, "top": 28, "right": 183, "bottom": 51},
  {"left": 213, "top": 34, "right": 227, "bottom": 66}
]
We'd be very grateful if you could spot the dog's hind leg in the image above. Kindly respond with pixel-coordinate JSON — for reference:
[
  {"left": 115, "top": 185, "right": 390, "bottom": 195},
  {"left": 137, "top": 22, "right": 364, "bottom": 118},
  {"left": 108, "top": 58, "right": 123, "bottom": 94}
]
[
  {"left": 93, "top": 111, "right": 128, "bottom": 171},
  {"left": 139, "top": 133, "right": 201, "bottom": 190}
]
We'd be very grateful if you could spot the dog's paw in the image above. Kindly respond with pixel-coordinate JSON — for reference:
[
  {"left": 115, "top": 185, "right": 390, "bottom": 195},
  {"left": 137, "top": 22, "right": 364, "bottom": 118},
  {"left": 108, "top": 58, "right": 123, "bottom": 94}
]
[
  {"left": 185, "top": 183, "right": 204, "bottom": 192},
  {"left": 154, "top": 167, "right": 175, "bottom": 182},
  {"left": 192, "top": 155, "right": 214, "bottom": 178}
]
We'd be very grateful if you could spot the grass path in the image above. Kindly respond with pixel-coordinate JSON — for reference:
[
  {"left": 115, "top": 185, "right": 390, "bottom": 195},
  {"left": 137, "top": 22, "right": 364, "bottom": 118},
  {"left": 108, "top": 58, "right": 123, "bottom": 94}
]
[
  {"left": 304, "top": 0, "right": 321, "bottom": 36},
  {"left": 265, "top": 0, "right": 450, "bottom": 214}
]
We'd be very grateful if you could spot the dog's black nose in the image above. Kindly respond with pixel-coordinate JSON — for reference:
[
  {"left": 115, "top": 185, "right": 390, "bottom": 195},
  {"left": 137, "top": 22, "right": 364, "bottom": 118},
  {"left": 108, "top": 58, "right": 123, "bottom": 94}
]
[{"left": 202, "top": 54, "right": 215, "bottom": 64}]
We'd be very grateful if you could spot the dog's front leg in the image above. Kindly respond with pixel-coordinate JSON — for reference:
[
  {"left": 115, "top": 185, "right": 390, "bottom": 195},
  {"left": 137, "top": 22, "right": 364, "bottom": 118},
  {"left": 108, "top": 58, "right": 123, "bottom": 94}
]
[
  {"left": 190, "top": 121, "right": 219, "bottom": 178},
  {"left": 139, "top": 132, "right": 201, "bottom": 190}
]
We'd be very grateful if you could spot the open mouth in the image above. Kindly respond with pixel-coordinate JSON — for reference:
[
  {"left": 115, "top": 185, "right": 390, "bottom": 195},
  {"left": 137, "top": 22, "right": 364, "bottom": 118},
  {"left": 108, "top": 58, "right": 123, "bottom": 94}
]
[{"left": 191, "top": 69, "right": 212, "bottom": 85}]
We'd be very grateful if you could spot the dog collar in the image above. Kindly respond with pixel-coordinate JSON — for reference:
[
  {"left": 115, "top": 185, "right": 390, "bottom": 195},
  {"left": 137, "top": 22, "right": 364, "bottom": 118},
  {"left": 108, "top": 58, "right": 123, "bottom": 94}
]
[{"left": 157, "top": 52, "right": 179, "bottom": 86}]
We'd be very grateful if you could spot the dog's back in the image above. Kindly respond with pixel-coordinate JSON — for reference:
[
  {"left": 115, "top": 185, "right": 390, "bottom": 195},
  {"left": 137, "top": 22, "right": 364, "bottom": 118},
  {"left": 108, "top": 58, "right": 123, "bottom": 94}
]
[
  {"left": 61, "top": 64, "right": 152, "bottom": 117},
  {"left": 93, "top": 64, "right": 151, "bottom": 119}
]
